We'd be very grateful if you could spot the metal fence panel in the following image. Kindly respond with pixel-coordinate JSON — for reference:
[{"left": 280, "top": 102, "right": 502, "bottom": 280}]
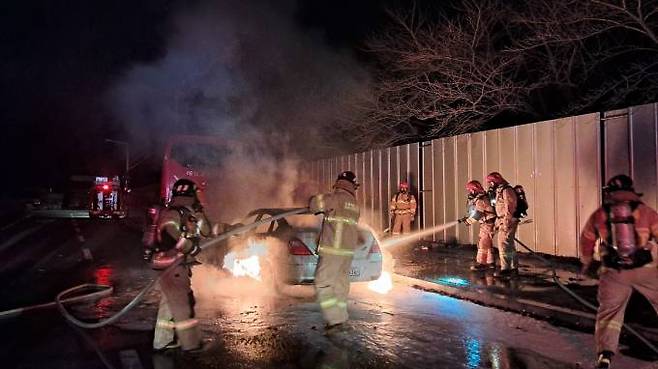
[
  {"left": 554, "top": 117, "right": 578, "bottom": 257},
  {"left": 470, "top": 133, "right": 485, "bottom": 187},
  {"left": 604, "top": 109, "right": 631, "bottom": 178},
  {"left": 321, "top": 159, "right": 329, "bottom": 192},
  {"left": 455, "top": 135, "right": 472, "bottom": 243},
  {"left": 499, "top": 127, "right": 517, "bottom": 184},
  {"left": 534, "top": 121, "right": 557, "bottom": 254},
  {"left": 399, "top": 145, "right": 409, "bottom": 185},
  {"left": 516, "top": 124, "right": 537, "bottom": 250},
  {"left": 309, "top": 102, "right": 658, "bottom": 257},
  {"left": 575, "top": 113, "right": 601, "bottom": 258},
  {"left": 381, "top": 148, "right": 391, "bottom": 232},
  {"left": 444, "top": 137, "right": 457, "bottom": 240},
  {"left": 409, "top": 143, "right": 420, "bottom": 231},
  {"left": 371, "top": 150, "right": 381, "bottom": 231},
  {"left": 389, "top": 147, "right": 400, "bottom": 207},
  {"left": 421, "top": 142, "right": 434, "bottom": 232},
  {"left": 364, "top": 151, "right": 374, "bottom": 226},
  {"left": 354, "top": 153, "right": 364, "bottom": 215},
  {"left": 470, "top": 132, "right": 485, "bottom": 246},
  {"left": 432, "top": 139, "right": 446, "bottom": 240},
  {"left": 485, "top": 130, "right": 501, "bottom": 174},
  {"left": 630, "top": 103, "right": 658, "bottom": 209}
]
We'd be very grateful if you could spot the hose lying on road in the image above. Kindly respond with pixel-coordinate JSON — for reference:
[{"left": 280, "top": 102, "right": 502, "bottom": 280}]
[
  {"left": 0, "top": 208, "right": 309, "bottom": 329},
  {"left": 0, "top": 284, "right": 113, "bottom": 320},
  {"left": 513, "top": 236, "right": 658, "bottom": 356}
]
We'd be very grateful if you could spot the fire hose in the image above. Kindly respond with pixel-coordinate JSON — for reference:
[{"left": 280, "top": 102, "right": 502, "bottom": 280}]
[
  {"left": 511, "top": 235, "right": 658, "bottom": 356},
  {"left": 0, "top": 208, "right": 309, "bottom": 329}
]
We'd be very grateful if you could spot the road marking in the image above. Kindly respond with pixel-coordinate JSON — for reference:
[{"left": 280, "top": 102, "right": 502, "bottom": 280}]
[
  {"left": 0, "top": 215, "right": 31, "bottom": 232},
  {"left": 119, "top": 349, "right": 143, "bottom": 369},
  {"left": 0, "top": 224, "right": 46, "bottom": 253}
]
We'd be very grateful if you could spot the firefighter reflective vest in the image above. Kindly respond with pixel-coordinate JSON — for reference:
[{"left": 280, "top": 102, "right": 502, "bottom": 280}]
[
  {"left": 390, "top": 192, "right": 416, "bottom": 216},
  {"left": 309, "top": 181, "right": 360, "bottom": 257}
]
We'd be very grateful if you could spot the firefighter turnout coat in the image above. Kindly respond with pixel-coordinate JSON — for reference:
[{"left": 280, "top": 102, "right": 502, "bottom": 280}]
[
  {"left": 152, "top": 197, "right": 210, "bottom": 351},
  {"left": 390, "top": 192, "right": 416, "bottom": 235},
  {"left": 466, "top": 194, "right": 497, "bottom": 265},
  {"left": 309, "top": 179, "right": 360, "bottom": 326},
  {"left": 580, "top": 190, "right": 658, "bottom": 355},
  {"left": 493, "top": 185, "right": 519, "bottom": 271}
]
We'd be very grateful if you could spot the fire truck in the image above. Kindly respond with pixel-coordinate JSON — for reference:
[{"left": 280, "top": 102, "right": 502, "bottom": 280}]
[{"left": 89, "top": 176, "right": 127, "bottom": 219}]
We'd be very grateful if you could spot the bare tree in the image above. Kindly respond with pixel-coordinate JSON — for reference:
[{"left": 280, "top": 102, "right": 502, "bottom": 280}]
[
  {"left": 339, "top": 0, "right": 536, "bottom": 148},
  {"left": 505, "top": 0, "right": 658, "bottom": 111},
  {"left": 340, "top": 0, "right": 658, "bottom": 149}
]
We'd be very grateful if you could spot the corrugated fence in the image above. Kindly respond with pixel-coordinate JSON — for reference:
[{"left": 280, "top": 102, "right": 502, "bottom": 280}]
[{"left": 307, "top": 102, "right": 658, "bottom": 257}]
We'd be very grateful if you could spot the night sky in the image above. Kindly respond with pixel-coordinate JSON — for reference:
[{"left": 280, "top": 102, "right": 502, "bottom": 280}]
[{"left": 1, "top": 0, "right": 392, "bottom": 194}]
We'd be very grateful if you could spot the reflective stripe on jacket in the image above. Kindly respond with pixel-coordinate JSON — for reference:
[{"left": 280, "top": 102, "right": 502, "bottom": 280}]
[
  {"left": 390, "top": 192, "right": 416, "bottom": 216},
  {"left": 309, "top": 185, "right": 360, "bottom": 257}
]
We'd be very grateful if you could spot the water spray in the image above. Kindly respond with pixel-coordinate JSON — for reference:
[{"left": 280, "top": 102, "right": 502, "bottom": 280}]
[{"left": 379, "top": 221, "right": 459, "bottom": 249}]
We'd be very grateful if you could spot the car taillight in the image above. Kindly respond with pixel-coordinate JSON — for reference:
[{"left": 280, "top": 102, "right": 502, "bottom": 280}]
[
  {"left": 369, "top": 242, "right": 382, "bottom": 254},
  {"left": 289, "top": 238, "right": 312, "bottom": 255}
]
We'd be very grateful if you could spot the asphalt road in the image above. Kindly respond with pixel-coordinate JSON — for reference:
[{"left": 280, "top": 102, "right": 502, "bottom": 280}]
[{"left": 0, "top": 216, "right": 655, "bottom": 369}]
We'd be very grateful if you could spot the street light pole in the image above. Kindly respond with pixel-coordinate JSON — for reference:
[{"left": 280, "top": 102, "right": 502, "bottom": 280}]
[{"left": 105, "top": 138, "right": 130, "bottom": 189}]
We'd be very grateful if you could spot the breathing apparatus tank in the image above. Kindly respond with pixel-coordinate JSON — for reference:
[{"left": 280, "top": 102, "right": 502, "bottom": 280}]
[{"left": 608, "top": 202, "right": 638, "bottom": 258}]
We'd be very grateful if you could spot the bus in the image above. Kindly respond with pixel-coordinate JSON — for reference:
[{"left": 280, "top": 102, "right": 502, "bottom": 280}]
[{"left": 160, "top": 135, "right": 233, "bottom": 205}]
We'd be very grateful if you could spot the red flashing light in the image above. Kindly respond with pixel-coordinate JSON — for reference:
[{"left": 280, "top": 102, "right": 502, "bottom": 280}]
[
  {"left": 95, "top": 266, "right": 113, "bottom": 285},
  {"left": 102, "top": 184, "right": 110, "bottom": 191},
  {"left": 288, "top": 238, "right": 312, "bottom": 255}
]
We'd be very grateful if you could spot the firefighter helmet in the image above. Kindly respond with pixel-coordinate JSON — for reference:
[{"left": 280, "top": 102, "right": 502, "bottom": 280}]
[
  {"left": 336, "top": 171, "right": 358, "bottom": 186},
  {"left": 399, "top": 181, "right": 409, "bottom": 190},
  {"left": 466, "top": 180, "right": 485, "bottom": 194},
  {"left": 486, "top": 172, "right": 506, "bottom": 186},
  {"left": 172, "top": 179, "right": 198, "bottom": 198},
  {"left": 604, "top": 174, "right": 636, "bottom": 194}
]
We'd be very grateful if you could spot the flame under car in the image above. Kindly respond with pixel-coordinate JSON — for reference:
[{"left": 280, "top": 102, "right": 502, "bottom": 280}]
[{"left": 225, "top": 208, "right": 383, "bottom": 285}]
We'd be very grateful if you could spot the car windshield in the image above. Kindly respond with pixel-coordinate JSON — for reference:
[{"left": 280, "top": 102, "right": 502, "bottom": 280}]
[{"left": 170, "top": 143, "right": 230, "bottom": 169}]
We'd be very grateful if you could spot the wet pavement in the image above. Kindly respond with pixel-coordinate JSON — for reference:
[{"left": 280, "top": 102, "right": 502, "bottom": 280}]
[
  {"left": 390, "top": 240, "right": 658, "bottom": 355},
  {"left": 0, "top": 215, "right": 657, "bottom": 368}
]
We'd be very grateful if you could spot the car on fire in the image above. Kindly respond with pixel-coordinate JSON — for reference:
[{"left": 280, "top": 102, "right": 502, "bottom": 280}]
[{"left": 227, "top": 208, "right": 383, "bottom": 285}]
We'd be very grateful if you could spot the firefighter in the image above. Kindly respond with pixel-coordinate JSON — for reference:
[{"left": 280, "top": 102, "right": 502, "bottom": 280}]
[
  {"left": 580, "top": 175, "right": 658, "bottom": 369},
  {"left": 459, "top": 180, "right": 496, "bottom": 271},
  {"left": 486, "top": 172, "right": 520, "bottom": 278},
  {"left": 151, "top": 179, "right": 211, "bottom": 353},
  {"left": 389, "top": 181, "right": 417, "bottom": 235},
  {"left": 309, "top": 171, "right": 360, "bottom": 331}
]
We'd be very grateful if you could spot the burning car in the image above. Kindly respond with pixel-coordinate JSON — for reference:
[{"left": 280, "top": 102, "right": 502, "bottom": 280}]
[{"left": 223, "top": 208, "right": 383, "bottom": 285}]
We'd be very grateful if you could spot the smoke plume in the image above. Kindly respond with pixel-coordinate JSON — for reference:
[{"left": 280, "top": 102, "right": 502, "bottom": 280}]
[{"left": 107, "top": 0, "right": 370, "bottom": 220}]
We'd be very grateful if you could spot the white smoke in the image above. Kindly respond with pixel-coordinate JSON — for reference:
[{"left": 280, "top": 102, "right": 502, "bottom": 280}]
[
  {"left": 107, "top": 0, "right": 369, "bottom": 220},
  {"left": 107, "top": 0, "right": 370, "bottom": 154}
]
